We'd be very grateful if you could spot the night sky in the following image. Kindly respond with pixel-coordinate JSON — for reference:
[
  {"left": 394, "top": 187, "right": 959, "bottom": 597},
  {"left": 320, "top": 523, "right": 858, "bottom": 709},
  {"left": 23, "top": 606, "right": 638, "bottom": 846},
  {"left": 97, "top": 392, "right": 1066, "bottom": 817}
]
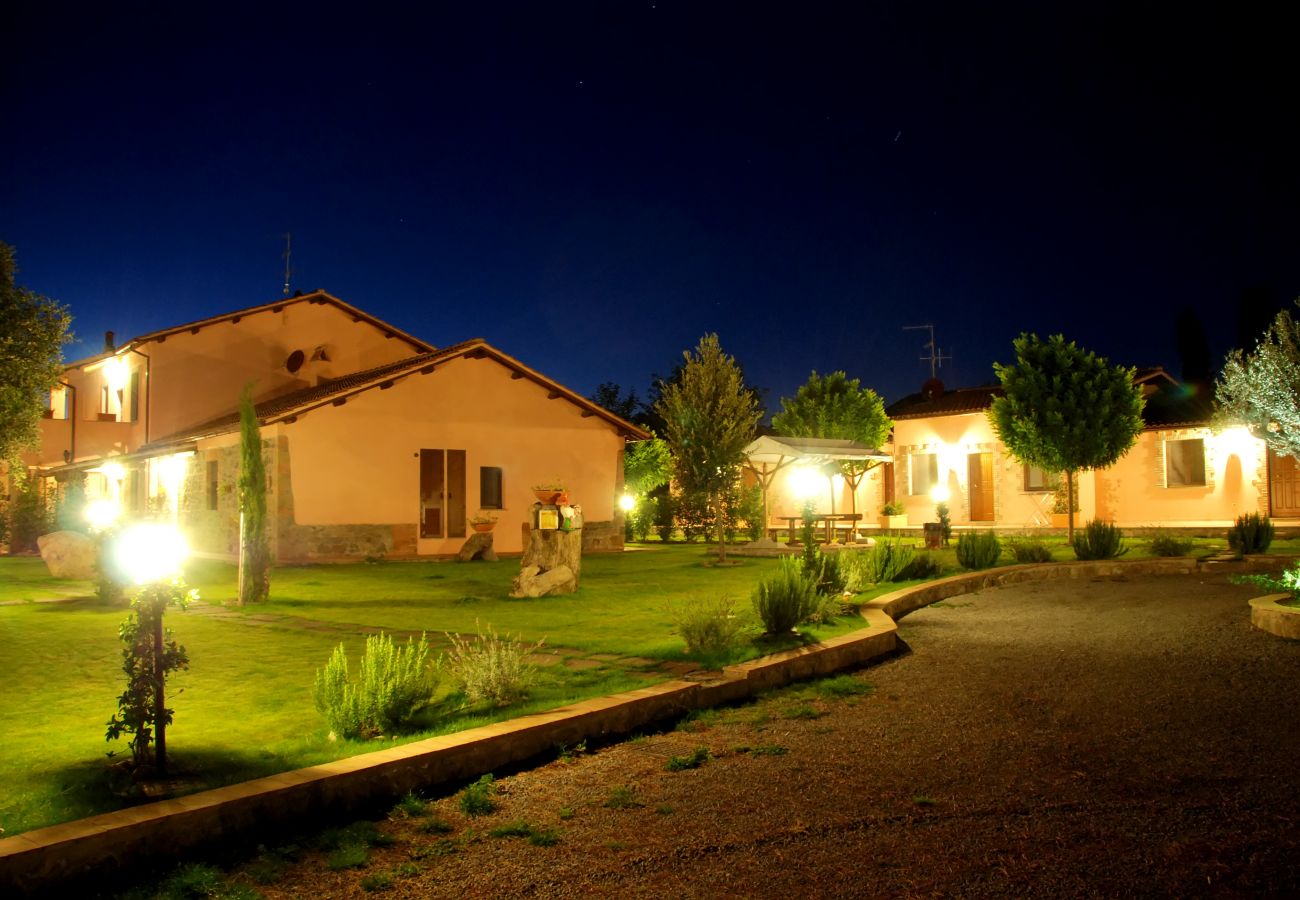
[{"left": 4, "top": 3, "right": 1297, "bottom": 417}]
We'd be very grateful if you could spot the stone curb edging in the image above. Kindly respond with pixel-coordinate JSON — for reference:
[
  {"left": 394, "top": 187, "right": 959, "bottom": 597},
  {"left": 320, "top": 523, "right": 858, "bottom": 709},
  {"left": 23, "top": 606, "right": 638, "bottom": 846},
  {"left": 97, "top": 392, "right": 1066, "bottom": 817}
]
[
  {"left": 1249, "top": 594, "right": 1300, "bottom": 639},
  {"left": 1, "top": 553, "right": 1288, "bottom": 892}
]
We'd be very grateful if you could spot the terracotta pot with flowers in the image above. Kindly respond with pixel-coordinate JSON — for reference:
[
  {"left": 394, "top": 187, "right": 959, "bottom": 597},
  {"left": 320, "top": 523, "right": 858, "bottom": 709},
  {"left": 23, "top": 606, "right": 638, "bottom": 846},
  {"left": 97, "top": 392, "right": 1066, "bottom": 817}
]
[
  {"left": 468, "top": 513, "right": 498, "bottom": 534},
  {"left": 532, "top": 479, "right": 567, "bottom": 505}
]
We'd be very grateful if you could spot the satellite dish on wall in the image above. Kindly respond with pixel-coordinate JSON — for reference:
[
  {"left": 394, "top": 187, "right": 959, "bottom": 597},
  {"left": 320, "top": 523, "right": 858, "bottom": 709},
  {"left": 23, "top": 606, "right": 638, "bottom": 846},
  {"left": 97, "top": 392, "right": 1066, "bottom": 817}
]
[{"left": 286, "top": 349, "right": 306, "bottom": 374}]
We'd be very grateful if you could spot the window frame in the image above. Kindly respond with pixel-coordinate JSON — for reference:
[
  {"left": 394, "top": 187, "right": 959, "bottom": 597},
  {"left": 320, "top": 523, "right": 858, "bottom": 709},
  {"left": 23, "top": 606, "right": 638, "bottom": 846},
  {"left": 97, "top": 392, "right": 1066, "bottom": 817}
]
[
  {"left": 1165, "top": 438, "right": 1207, "bottom": 487},
  {"left": 909, "top": 452, "right": 938, "bottom": 496},
  {"left": 479, "top": 466, "right": 504, "bottom": 510},
  {"left": 1023, "top": 464, "right": 1059, "bottom": 493}
]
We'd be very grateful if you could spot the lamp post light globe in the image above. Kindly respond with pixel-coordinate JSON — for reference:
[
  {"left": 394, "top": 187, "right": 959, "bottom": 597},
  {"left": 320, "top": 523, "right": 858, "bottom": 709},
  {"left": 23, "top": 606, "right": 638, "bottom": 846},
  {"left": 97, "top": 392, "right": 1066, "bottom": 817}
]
[
  {"left": 115, "top": 523, "right": 190, "bottom": 585},
  {"left": 619, "top": 493, "right": 636, "bottom": 512}
]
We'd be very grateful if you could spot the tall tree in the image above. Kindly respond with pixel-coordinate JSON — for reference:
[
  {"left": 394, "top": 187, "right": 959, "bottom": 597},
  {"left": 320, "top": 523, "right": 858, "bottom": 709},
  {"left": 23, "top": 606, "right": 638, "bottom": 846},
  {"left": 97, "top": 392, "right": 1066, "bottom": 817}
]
[
  {"left": 589, "top": 382, "right": 642, "bottom": 423},
  {"left": 654, "top": 334, "right": 762, "bottom": 563},
  {"left": 237, "top": 385, "right": 271, "bottom": 604},
  {"left": 771, "top": 371, "right": 892, "bottom": 531},
  {"left": 623, "top": 435, "right": 672, "bottom": 497},
  {"left": 1216, "top": 301, "right": 1300, "bottom": 459},
  {"left": 989, "top": 334, "right": 1144, "bottom": 540},
  {"left": 0, "top": 242, "right": 72, "bottom": 468}
]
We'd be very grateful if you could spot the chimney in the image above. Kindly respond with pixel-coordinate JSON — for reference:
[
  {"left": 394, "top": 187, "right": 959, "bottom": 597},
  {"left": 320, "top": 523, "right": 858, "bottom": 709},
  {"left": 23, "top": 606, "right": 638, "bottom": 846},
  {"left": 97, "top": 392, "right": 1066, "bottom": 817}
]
[
  {"left": 921, "top": 377, "right": 945, "bottom": 401},
  {"left": 104, "top": 331, "right": 116, "bottom": 352}
]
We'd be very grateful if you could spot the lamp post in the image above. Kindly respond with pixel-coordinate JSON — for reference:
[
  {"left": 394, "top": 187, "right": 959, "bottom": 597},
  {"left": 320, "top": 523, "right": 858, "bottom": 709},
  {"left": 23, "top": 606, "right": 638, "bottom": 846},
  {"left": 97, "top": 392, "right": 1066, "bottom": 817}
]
[{"left": 108, "top": 523, "right": 192, "bottom": 776}]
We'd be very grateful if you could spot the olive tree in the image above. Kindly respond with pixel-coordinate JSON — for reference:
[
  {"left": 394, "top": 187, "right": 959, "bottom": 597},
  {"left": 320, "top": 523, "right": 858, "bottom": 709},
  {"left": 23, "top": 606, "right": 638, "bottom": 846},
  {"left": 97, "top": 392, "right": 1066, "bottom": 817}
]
[{"left": 1216, "top": 301, "right": 1300, "bottom": 458}]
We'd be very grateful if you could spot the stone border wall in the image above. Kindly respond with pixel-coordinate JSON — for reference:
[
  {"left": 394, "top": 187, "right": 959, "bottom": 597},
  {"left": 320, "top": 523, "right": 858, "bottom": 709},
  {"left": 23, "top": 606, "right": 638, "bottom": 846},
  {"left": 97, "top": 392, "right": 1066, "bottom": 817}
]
[
  {"left": 2, "top": 553, "right": 1289, "bottom": 892},
  {"left": 1249, "top": 594, "right": 1300, "bottom": 639}
]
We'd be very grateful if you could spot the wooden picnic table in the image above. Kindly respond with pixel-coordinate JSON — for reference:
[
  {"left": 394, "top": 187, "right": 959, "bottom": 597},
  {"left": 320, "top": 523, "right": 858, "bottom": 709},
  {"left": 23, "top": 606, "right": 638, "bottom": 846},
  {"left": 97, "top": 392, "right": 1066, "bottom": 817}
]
[{"left": 776, "top": 513, "right": 863, "bottom": 545}]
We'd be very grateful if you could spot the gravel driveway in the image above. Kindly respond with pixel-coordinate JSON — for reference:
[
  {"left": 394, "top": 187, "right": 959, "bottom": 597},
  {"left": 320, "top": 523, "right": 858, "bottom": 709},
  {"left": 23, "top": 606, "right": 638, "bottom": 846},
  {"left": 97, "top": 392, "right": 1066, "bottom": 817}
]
[{"left": 242, "top": 571, "right": 1300, "bottom": 898}]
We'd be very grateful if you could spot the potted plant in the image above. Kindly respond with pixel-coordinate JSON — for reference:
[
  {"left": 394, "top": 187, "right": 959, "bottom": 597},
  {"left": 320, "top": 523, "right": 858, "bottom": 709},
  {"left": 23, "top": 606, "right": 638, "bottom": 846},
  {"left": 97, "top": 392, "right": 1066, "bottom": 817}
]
[
  {"left": 468, "top": 513, "right": 498, "bottom": 534},
  {"left": 878, "top": 501, "right": 907, "bottom": 530},
  {"left": 532, "top": 479, "right": 566, "bottom": 505}
]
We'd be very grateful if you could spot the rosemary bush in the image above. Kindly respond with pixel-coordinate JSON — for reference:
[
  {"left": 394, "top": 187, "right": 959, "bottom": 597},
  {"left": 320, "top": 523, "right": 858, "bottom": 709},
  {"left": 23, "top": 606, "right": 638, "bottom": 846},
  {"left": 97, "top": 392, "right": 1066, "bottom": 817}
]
[
  {"left": 752, "top": 556, "right": 818, "bottom": 634},
  {"left": 1148, "top": 532, "right": 1195, "bottom": 557},
  {"left": 1228, "top": 513, "right": 1274, "bottom": 557},
  {"left": 956, "top": 531, "right": 1002, "bottom": 570},
  {"left": 1071, "top": 520, "right": 1128, "bottom": 560},
  {"left": 673, "top": 595, "right": 745, "bottom": 655},
  {"left": 313, "top": 632, "right": 435, "bottom": 739},
  {"left": 1006, "top": 538, "right": 1053, "bottom": 563},
  {"left": 444, "top": 622, "right": 544, "bottom": 707}
]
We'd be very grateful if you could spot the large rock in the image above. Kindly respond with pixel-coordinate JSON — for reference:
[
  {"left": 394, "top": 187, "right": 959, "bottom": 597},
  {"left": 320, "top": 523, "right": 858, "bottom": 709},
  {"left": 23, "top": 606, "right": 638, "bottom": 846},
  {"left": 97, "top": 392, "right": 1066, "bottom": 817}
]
[
  {"left": 456, "top": 532, "right": 498, "bottom": 562},
  {"left": 511, "top": 564, "right": 576, "bottom": 598},
  {"left": 37, "top": 530, "right": 98, "bottom": 580}
]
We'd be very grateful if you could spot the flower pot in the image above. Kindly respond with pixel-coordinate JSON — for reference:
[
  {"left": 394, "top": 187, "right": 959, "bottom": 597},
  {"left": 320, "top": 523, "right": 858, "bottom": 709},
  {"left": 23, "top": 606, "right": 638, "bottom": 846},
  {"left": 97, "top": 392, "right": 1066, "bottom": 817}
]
[
  {"left": 471, "top": 522, "right": 496, "bottom": 534},
  {"left": 878, "top": 514, "right": 907, "bottom": 530},
  {"left": 533, "top": 489, "right": 561, "bottom": 504},
  {"left": 1051, "top": 513, "right": 1071, "bottom": 529}
]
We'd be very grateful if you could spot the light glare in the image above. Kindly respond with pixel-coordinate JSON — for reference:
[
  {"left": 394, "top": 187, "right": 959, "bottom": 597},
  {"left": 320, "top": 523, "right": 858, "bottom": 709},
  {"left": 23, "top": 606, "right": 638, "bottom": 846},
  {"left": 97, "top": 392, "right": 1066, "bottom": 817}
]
[{"left": 114, "top": 523, "right": 189, "bottom": 585}]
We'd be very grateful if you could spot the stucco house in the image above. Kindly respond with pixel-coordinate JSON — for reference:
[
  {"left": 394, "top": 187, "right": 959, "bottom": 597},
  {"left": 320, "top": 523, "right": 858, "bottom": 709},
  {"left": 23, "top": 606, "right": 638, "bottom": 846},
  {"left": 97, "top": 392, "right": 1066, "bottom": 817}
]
[
  {"left": 22, "top": 290, "right": 647, "bottom": 561},
  {"left": 882, "top": 369, "right": 1277, "bottom": 530}
]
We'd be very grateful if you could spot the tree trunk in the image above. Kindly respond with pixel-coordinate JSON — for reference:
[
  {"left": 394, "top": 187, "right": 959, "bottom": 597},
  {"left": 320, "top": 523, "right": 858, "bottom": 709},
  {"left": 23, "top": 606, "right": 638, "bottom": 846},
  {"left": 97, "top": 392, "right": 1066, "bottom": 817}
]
[
  {"left": 713, "top": 490, "right": 727, "bottom": 563},
  {"left": 1066, "top": 469, "right": 1076, "bottom": 544},
  {"left": 237, "top": 512, "right": 246, "bottom": 607}
]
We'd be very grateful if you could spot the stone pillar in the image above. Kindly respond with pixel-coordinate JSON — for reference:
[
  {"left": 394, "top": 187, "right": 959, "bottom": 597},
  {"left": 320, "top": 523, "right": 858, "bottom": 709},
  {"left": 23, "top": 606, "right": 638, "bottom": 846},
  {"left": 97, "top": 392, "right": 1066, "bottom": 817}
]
[{"left": 511, "top": 514, "right": 582, "bottom": 597}]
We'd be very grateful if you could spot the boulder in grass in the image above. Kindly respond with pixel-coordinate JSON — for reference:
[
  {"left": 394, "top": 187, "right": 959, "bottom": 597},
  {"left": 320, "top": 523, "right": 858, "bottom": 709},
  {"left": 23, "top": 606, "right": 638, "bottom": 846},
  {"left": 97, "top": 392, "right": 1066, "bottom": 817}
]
[
  {"left": 37, "top": 530, "right": 98, "bottom": 580},
  {"left": 457, "top": 532, "right": 498, "bottom": 562}
]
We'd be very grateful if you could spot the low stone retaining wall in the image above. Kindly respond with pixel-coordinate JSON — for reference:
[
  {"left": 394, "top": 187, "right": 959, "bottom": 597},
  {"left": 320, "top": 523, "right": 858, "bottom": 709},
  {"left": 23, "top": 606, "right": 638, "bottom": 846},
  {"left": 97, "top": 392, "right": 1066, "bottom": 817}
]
[{"left": 1249, "top": 594, "right": 1300, "bottom": 639}]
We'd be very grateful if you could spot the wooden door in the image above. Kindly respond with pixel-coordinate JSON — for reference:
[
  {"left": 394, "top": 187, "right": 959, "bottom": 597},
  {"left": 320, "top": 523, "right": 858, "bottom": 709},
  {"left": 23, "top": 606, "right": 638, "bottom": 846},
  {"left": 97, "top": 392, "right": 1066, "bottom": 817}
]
[
  {"left": 968, "top": 452, "right": 994, "bottom": 522},
  {"left": 1269, "top": 449, "right": 1300, "bottom": 517}
]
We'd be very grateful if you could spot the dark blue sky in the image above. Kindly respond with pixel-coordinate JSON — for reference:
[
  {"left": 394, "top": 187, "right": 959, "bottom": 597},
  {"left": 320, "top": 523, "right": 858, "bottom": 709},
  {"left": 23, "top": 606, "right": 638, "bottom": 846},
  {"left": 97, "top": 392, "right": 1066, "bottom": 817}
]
[{"left": 4, "top": 3, "right": 1297, "bottom": 415}]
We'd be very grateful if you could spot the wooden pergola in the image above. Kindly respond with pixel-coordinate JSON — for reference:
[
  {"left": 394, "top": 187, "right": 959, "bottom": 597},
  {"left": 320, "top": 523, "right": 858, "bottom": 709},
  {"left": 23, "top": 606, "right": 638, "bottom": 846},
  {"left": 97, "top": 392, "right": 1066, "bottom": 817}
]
[{"left": 742, "top": 435, "right": 891, "bottom": 543}]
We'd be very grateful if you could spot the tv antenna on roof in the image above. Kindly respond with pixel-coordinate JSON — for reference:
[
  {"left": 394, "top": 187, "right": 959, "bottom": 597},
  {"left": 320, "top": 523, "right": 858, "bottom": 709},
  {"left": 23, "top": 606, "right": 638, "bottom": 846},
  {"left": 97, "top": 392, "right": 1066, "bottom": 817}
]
[
  {"left": 903, "top": 324, "right": 951, "bottom": 380},
  {"left": 282, "top": 232, "right": 293, "bottom": 297}
]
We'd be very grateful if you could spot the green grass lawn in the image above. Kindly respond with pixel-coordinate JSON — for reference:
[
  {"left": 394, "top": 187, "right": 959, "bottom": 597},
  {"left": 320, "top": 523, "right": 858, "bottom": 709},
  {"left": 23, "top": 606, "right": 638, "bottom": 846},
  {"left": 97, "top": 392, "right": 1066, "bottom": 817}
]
[
  {"left": 1, "top": 532, "right": 1290, "bottom": 839},
  {"left": 0, "top": 545, "right": 865, "bottom": 837}
]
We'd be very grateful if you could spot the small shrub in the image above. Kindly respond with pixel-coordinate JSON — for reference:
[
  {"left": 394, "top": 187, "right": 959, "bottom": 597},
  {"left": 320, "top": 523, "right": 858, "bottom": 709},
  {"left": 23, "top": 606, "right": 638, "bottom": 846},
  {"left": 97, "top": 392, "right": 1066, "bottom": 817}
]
[
  {"left": 1233, "top": 563, "right": 1300, "bottom": 603},
  {"left": 751, "top": 557, "right": 818, "bottom": 634},
  {"left": 672, "top": 595, "right": 744, "bottom": 655},
  {"left": 1228, "top": 513, "right": 1274, "bottom": 556},
  {"left": 458, "top": 774, "right": 497, "bottom": 816},
  {"left": 1148, "top": 532, "right": 1195, "bottom": 557},
  {"left": 956, "top": 531, "right": 1002, "bottom": 570},
  {"left": 880, "top": 501, "right": 905, "bottom": 516},
  {"left": 328, "top": 844, "right": 370, "bottom": 870},
  {"left": 897, "top": 552, "right": 941, "bottom": 580},
  {"left": 313, "top": 633, "right": 434, "bottom": 740},
  {"left": 417, "top": 817, "right": 454, "bottom": 834},
  {"left": 1006, "top": 538, "right": 1053, "bottom": 563},
  {"left": 391, "top": 792, "right": 428, "bottom": 818},
  {"left": 805, "top": 589, "right": 852, "bottom": 625},
  {"left": 359, "top": 872, "right": 393, "bottom": 891},
  {"left": 665, "top": 746, "right": 709, "bottom": 771},
  {"left": 809, "top": 550, "right": 846, "bottom": 596},
  {"left": 842, "top": 539, "right": 918, "bottom": 588},
  {"left": 1071, "top": 520, "right": 1128, "bottom": 560},
  {"left": 444, "top": 622, "right": 544, "bottom": 707},
  {"left": 935, "top": 501, "right": 952, "bottom": 545},
  {"left": 604, "top": 785, "right": 643, "bottom": 809}
]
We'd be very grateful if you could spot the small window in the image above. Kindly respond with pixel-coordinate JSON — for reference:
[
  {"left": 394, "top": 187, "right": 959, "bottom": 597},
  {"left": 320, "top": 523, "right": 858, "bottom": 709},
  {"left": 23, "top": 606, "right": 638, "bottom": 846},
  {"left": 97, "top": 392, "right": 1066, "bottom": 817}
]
[
  {"left": 1166, "top": 438, "right": 1206, "bottom": 487},
  {"left": 480, "top": 466, "right": 503, "bottom": 509},
  {"left": 206, "top": 460, "right": 219, "bottom": 510},
  {"left": 1023, "top": 464, "right": 1059, "bottom": 492},
  {"left": 909, "top": 453, "right": 938, "bottom": 496}
]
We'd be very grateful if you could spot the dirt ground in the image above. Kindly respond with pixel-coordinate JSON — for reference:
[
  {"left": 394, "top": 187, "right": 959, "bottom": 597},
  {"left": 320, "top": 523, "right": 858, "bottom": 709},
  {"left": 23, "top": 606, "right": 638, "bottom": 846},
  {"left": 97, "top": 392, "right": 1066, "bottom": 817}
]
[{"left": 179, "top": 571, "right": 1300, "bottom": 897}]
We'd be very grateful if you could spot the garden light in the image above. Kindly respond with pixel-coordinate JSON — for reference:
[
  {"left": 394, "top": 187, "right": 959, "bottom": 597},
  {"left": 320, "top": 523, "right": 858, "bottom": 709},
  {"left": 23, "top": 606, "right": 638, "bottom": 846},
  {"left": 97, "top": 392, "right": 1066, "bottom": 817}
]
[
  {"left": 85, "top": 498, "right": 122, "bottom": 531},
  {"left": 619, "top": 493, "right": 636, "bottom": 512},
  {"left": 790, "top": 465, "right": 823, "bottom": 500},
  {"left": 114, "top": 522, "right": 189, "bottom": 585},
  {"left": 930, "top": 484, "right": 951, "bottom": 503}
]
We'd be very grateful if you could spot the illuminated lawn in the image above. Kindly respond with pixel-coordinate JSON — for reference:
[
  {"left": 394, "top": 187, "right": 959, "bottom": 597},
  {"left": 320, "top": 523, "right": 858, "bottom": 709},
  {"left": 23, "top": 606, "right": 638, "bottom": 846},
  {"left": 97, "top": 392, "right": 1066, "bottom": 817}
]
[
  {"left": 0, "top": 534, "right": 1282, "bottom": 838},
  {"left": 0, "top": 546, "right": 861, "bottom": 838}
]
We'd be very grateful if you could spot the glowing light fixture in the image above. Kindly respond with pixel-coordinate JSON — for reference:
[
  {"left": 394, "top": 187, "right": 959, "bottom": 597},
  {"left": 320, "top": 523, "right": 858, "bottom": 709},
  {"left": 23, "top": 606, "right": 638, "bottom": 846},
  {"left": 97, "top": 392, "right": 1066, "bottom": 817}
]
[
  {"left": 85, "top": 498, "right": 122, "bottom": 531},
  {"left": 619, "top": 493, "right": 636, "bottom": 512},
  {"left": 930, "top": 484, "right": 951, "bottom": 503},
  {"left": 158, "top": 453, "right": 191, "bottom": 496},
  {"left": 790, "top": 466, "right": 824, "bottom": 499},
  {"left": 1209, "top": 426, "right": 1258, "bottom": 460},
  {"left": 115, "top": 522, "right": 189, "bottom": 585},
  {"left": 102, "top": 356, "right": 129, "bottom": 392},
  {"left": 98, "top": 461, "right": 126, "bottom": 482}
]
